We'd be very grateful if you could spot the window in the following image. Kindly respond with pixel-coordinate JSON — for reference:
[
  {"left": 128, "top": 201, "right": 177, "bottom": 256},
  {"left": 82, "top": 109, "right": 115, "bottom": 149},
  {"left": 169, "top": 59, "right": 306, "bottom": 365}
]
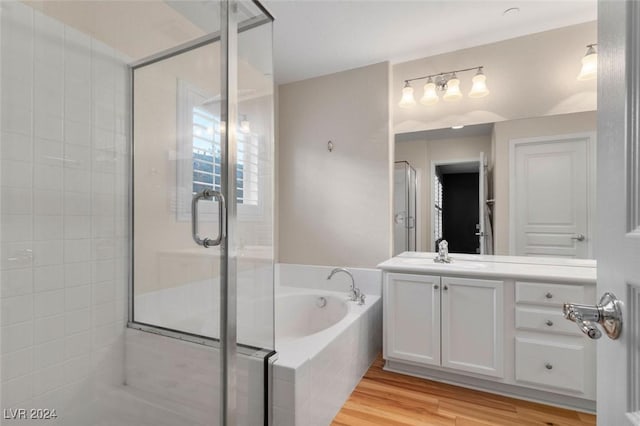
[
  {"left": 177, "top": 80, "right": 261, "bottom": 220},
  {"left": 190, "top": 107, "right": 259, "bottom": 205},
  {"left": 434, "top": 173, "right": 443, "bottom": 244}
]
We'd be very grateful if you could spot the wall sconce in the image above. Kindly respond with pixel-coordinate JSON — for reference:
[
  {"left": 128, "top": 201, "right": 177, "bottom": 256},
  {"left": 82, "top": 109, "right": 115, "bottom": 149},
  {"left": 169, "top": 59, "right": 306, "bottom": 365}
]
[
  {"left": 577, "top": 44, "right": 597, "bottom": 81},
  {"left": 399, "top": 66, "right": 489, "bottom": 108}
]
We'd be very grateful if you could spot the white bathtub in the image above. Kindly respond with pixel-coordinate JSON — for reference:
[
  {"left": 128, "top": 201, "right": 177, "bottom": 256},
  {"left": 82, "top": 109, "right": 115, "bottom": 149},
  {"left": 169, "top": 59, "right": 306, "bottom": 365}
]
[
  {"left": 272, "top": 286, "right": 382, "bottom": 426},
  {"left": 132, "top": 263, "right": 383, "bottom": 426},
  {"left": 276, "top": 292, "right": 349, "bottom": 341}
]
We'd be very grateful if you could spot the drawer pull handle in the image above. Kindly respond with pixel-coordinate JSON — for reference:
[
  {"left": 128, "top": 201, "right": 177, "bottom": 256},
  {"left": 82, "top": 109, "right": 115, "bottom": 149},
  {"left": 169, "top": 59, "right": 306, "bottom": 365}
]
[
  {"left": 545, "top": 363, "right": 553, "bottom": 370},
  {"left": 545, "top": 320, "right": 553, "bottom": 327},
  {"left": 545, "top": 292, "right": 553, "bottom": 299}
]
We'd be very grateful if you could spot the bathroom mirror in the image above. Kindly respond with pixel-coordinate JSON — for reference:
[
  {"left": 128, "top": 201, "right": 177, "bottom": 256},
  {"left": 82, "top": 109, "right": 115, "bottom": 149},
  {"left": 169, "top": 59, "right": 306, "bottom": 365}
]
[
  {"left": 392, "top": 21, "right": 597, "bottom": 259},
  {"left": 394, "top": 112, "right": 596, "bottom": 259}
]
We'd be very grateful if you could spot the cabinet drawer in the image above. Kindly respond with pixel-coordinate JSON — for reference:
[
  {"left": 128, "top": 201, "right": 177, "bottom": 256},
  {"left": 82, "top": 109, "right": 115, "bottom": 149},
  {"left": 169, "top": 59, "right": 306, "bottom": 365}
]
[
  {"left": 515, "top": 282, "right": 585, "bottom": 307},
  {"left": 515, "top": 307, "right": 582, "bottom": 336},
  {"left": 515, "top": 338, "right": 585, "bottom": 394}
]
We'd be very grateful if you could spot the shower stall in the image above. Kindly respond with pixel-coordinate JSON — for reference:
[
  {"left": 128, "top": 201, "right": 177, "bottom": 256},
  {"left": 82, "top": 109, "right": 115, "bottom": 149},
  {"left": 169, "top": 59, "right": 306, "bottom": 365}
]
[
  {"left": 393, "top": 161, "right": 417, "bottom": 255},
  {"left": 0, "top": 1, "right": 275, "bottom": 424}
]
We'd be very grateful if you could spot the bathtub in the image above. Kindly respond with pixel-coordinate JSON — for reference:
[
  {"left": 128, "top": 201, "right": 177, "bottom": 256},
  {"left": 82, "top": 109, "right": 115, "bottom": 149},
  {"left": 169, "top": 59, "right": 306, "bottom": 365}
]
[
  {"left": 131, "top": 263, "right": 383, "bottom": 426},
  {"left": 272, "top": 286, "right": 382, "bottom": 426}
]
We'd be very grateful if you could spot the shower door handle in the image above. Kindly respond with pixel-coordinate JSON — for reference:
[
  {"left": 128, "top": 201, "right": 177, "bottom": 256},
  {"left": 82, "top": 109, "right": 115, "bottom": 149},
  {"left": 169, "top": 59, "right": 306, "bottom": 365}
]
[
  {"left": 407, "top": 216, "right": 415, "bottom": 229},
  {"left": 191, "top": 189, "right": 226, "bottom": 247}
]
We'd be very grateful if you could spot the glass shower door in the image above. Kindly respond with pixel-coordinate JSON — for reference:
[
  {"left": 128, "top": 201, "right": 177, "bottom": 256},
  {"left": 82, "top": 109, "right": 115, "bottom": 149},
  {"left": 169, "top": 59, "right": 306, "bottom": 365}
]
[
  {"left": 130, "top": 2, "right": 274, "bottom": 425},
  {"left": 0, "top": 0, "right": 273, "bottom": 424}
]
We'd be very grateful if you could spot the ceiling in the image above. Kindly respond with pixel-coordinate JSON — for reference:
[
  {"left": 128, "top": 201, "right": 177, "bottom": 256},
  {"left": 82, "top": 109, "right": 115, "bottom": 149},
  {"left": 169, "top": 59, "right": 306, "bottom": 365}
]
[
  {"left": 27, "top": 0, "right": 598, "bottom": 86},
  {"left": 263, "top": 0, "right": 597, "bottom": 84}
]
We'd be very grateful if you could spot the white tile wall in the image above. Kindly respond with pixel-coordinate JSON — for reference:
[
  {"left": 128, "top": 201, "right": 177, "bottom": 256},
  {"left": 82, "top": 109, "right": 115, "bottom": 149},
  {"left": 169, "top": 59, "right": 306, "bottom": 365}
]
[
  {"left": 277, "top": 263, "right": 383, "bottom": 295},
  {"left": 0, "top": 2, "right": 130, "bottom": 422}
]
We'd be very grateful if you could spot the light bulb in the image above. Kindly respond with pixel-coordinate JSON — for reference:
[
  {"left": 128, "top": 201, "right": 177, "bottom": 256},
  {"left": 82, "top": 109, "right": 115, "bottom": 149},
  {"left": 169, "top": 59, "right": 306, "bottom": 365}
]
[
  {"left": 398, "top": 82, "right": 416, "bottom": 108},
  {"left": 420, "top": 78, "right": 439, "bottom": 106},
  {"left": 577, "top": 45, "right": 597, "bottom": 81},
  {"left": 443, "top": 75, "right": 462, "bottom": 101},
  {"left": 468, "top": 68, "right": 490, "bottom": 98}
]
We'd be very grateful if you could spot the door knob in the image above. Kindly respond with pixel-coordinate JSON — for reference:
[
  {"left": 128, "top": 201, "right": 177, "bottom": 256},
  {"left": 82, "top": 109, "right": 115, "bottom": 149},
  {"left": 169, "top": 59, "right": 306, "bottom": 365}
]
[
  {"left": 562, "top": 292, "right": 622, "bottom": 340},
  {"left": 571, "top": 234, "right": 586, "bottom": 241}
]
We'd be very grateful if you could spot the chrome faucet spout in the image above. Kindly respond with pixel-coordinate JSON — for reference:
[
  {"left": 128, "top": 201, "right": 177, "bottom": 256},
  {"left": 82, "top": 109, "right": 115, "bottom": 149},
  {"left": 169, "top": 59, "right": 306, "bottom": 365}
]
[
  {"left": 327, "top": 267, "right": 362, "bottom": 303},
  {"left": 434, "top": 240, "right": 452, "bottom": 263}
]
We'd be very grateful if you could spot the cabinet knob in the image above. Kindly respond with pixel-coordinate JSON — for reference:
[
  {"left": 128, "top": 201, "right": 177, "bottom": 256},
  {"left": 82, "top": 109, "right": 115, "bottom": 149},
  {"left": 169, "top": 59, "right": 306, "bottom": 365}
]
[
  {"left": 434, "top": 285, "right": 439, "bottom": 290},
  {"left": 545, "top": 320, "right": 553, "bottom": 327},
  {"left": 545, "top": 292, "right": 553, "bottom": 299},
  {"left": 545, "top": 363, "right": 553, "bottom": 370},
  {"left": 443, "top": 285, "right": 448, "bottom": 291}
]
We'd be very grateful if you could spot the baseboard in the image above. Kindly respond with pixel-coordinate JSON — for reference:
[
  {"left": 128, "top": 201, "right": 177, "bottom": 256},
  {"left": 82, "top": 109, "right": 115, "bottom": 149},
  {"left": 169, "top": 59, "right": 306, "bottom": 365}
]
[{"left": 384, "top": 359, "right": 596, "bottom": 414}]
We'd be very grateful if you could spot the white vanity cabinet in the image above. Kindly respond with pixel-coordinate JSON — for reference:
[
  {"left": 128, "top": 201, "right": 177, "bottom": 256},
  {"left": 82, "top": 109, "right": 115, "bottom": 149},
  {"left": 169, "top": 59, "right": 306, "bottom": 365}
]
[
  {"left": 379, "top": 253, "right": 598, "bottom": 412},
  {"left": 514, "top": 281, "right": 596, "bottom": 399},
  {"left": 384, "top": 273, "right": 441, "bottom": 366},
  {"left": 441, "top": 277, "right": 504, "bottom": 377},
  {"left": 384, "top": 273, "right": 504, "bottom": 377}
]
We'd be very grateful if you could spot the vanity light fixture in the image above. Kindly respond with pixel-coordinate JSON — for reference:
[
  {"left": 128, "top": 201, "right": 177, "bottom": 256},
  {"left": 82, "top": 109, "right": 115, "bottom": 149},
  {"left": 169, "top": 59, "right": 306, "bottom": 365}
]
[
  {"left": 469, "top": 67, "right": 490, "bottom": 98},
  {"left": 577, "top": 44, "right": 597, "bottom": 81},
  {"left": 420, "top": 77, "right": 439, "bottom": 105},
  {"left": 399, "top": 81, "right": 417, "bottom": 108},
  {"left": 443, "top": 73, "right": 463, "bottom": 101},
  {"left": 399, "top": 66, "right": 489, "bottom": 108}
]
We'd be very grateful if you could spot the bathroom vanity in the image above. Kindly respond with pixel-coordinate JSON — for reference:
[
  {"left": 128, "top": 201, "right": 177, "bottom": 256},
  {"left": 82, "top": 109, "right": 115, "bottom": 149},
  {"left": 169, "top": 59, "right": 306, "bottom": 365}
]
[{"left": 378, "top": 252, "right": 597, "bottom": 412}]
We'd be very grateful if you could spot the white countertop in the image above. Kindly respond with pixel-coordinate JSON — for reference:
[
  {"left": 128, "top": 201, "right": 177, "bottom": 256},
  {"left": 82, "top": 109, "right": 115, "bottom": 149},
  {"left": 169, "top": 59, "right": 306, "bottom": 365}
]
[{"left": 378, "top": 252, "right": 597, "bottom": 284}]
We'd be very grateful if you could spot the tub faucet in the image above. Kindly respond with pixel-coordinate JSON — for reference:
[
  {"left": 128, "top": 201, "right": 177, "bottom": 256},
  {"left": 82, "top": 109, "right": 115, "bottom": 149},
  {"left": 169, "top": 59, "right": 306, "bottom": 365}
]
[
  {"left": 327, "top": 267, "right": 364, "bottom": 304},
  {"left": 434, "top": 240, "right": 452, "bottom": 263}
]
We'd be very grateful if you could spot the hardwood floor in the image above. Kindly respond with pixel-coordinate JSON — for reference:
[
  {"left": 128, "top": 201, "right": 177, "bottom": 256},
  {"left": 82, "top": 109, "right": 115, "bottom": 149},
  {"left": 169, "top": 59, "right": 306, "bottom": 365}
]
[{"left": 332, "top": 356, "right": 596, "bottom": 426}]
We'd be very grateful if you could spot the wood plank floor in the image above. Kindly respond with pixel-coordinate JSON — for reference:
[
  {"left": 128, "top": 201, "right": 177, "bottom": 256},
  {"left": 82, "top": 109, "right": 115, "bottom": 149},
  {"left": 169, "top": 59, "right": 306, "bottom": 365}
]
[{"left": 332, "top": 356, "right": 596, "bottom": 426}]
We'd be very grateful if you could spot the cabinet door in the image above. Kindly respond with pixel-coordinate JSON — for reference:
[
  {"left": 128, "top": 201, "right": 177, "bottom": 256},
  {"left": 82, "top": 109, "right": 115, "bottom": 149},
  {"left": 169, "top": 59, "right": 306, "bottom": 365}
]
[
  {"left": 384, "top": 273, "right": 440, "bottom": 366},
  {"left": 441, "top": 277, "right": 504, "bottom": 377}
]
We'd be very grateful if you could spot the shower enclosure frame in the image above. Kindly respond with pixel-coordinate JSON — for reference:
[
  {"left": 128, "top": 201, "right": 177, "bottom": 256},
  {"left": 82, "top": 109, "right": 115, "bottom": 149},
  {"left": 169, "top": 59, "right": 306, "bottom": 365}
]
[
  {"left": 125, "top": 1, "right": 275, "bottom": 425},
  {"left": 394, "top": 160, "right": 417, "bottom": 253}
]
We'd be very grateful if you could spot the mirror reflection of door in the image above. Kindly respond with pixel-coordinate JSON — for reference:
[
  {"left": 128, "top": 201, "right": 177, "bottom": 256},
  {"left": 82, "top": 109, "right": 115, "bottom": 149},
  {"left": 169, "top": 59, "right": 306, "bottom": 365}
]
[
  {"left": 510, "top": 133, "right": 595, "bottom": 259},
  {"left": 434, "top": 160, "right": 481, "bottom": 254}
]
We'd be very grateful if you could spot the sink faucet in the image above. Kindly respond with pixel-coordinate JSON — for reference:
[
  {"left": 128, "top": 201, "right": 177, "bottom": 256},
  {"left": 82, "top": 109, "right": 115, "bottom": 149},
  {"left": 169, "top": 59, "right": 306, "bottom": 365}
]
[
  {"left": 434, "top": 240, "right": 452, "bottom": 263},
  {"left": 327, "top": 267, "right": 365, "bottom": 305}
]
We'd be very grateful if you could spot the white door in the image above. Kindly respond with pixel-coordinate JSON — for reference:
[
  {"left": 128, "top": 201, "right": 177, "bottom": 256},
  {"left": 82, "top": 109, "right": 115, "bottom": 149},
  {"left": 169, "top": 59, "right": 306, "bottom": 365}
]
[
  {"left": 511, "top": 133, "right": 595, "bottom": 258},
  {"left": 441, "top": 277, "right": 504, "bottom": 377},
  {"left": 479, "top": 152, "right": 487, "bottom": 254},
  {"left": 596, "top": 1, "right": 640, "bottom": 424},
  {"left": 384, "top": 273, "right": 441, "bottom": 366}
]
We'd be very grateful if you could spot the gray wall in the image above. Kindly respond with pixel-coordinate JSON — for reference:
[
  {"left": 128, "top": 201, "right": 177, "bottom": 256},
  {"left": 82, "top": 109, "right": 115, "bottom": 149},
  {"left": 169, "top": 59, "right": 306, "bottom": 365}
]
[{"left": 277, "top": 62, "right": 392, "bottom": 267}]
